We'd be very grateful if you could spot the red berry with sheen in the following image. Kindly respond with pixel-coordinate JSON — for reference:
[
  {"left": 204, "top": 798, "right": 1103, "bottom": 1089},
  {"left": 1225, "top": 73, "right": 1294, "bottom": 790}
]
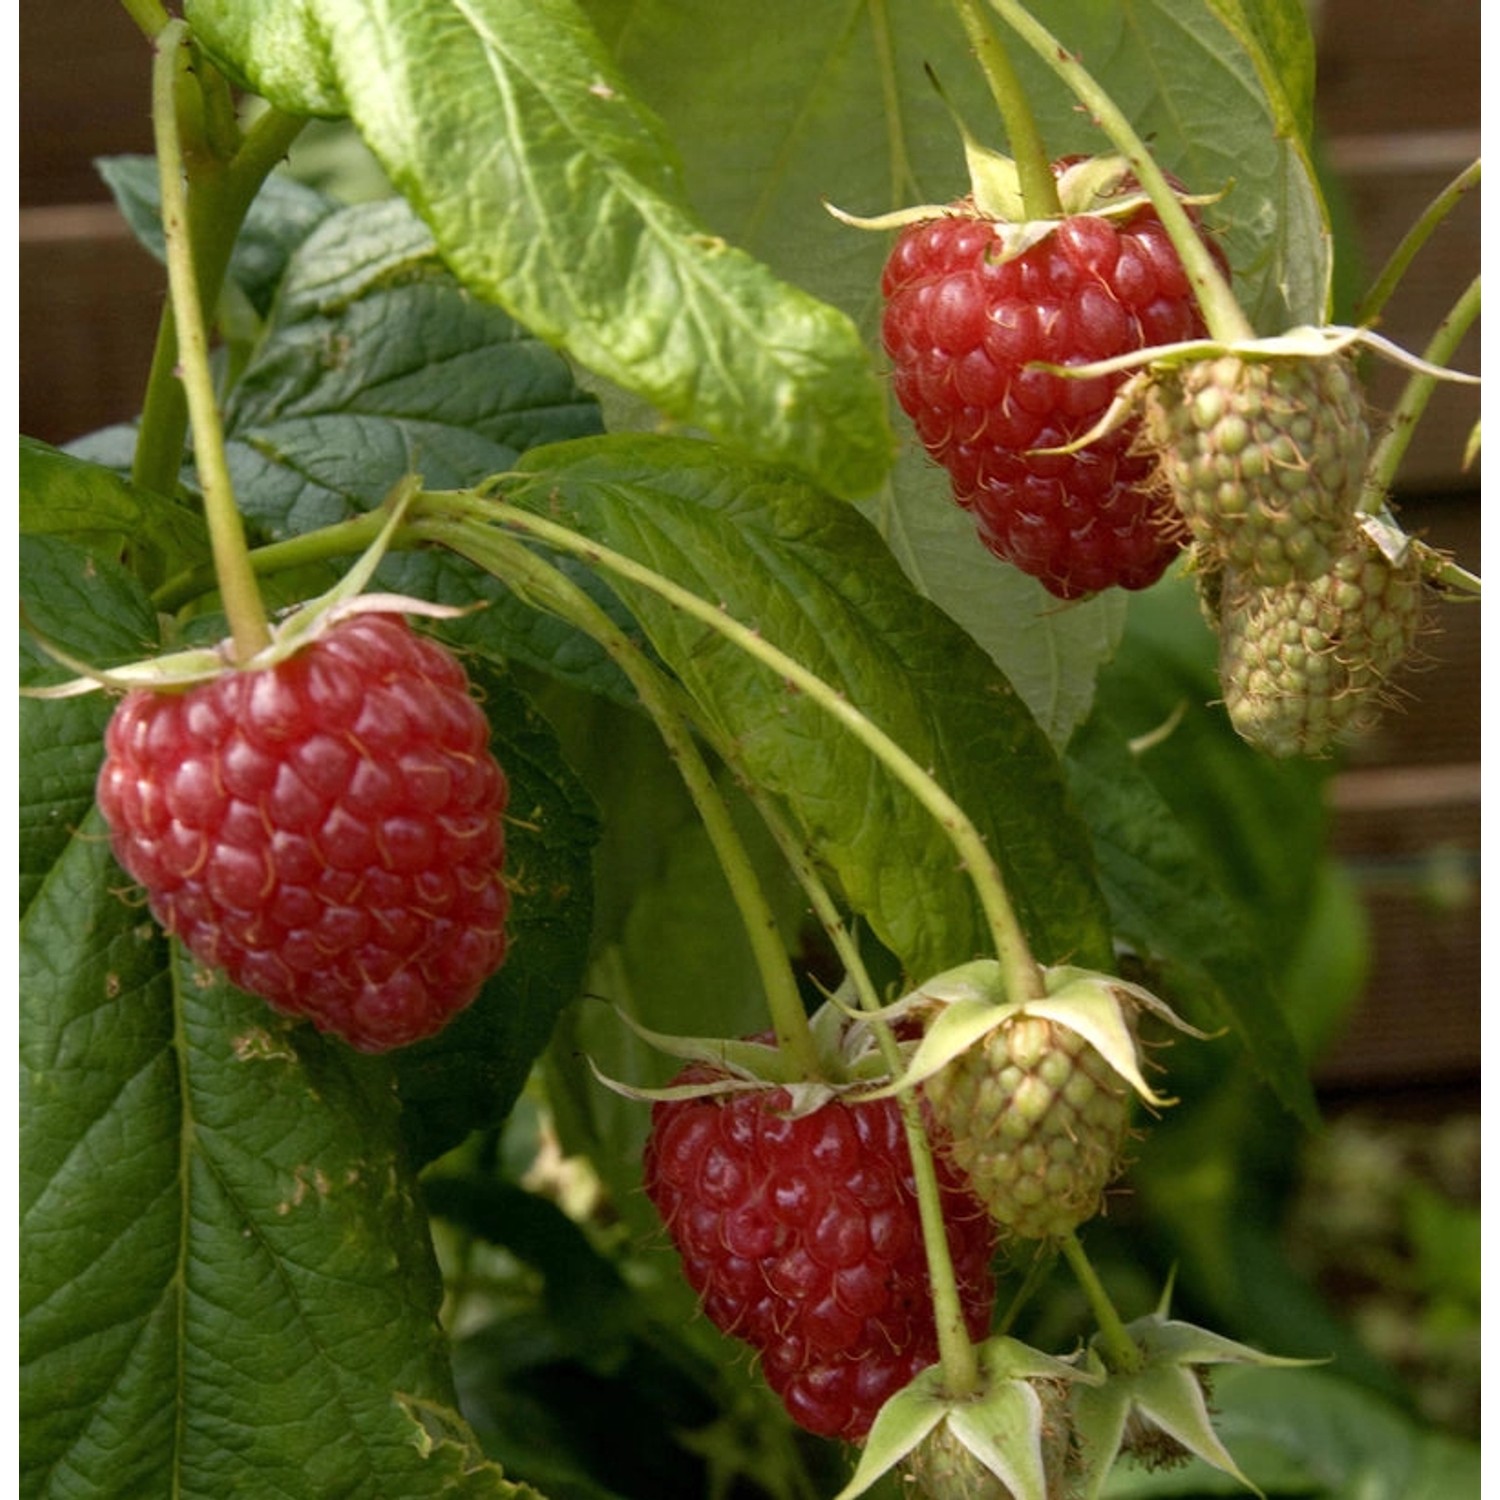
[
  {"left": 95, "top": 614, "right": 509, "bottom": 1052},
  {"left": 643, "top": 1062, "right": 997, "bottom": 1441},
  {"left": 880, "top": 173, "right": 1221, "bottom": 598}
]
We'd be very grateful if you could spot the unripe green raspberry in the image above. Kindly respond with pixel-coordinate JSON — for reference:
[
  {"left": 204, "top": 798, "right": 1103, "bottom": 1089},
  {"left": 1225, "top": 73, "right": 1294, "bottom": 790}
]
[
  {"left": 1218, "top": 533, "right": 1426, "bottom": 758},
  {"left": 1146, "top": 354, "right": 1369, "bottom": 586},
  {"left": 923, "top": 1013, "right": 1134, "bottom": 1240},
  {"left": 904, "top": 1381, "right": 1073, "bottom": 1500},
  {"left": 906, "top": 1427, "right": 1014, "bottom": 1500}
]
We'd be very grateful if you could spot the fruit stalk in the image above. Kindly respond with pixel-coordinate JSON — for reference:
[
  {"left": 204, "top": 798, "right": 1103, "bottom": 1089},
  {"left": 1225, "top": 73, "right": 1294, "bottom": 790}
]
[
  {"left": 725, "top": 777, "right": 985, "bottom": 1398},
  {"left": 151, "top": 21, "right": 271, "bottom": 661},
  {"left": 1360, "top": 273, "right": 1481, "bottom": 518},
  {"left": 983, "top": 0, "right": 1254, "bottom": 344},
  {"left": 120, "top": 0, "right": 171, "bottom": 37},
  {"left": 133, "top": 38, "right": 305, "bottom": 518},
  {"left": 149, "top": 508, "right": 401, "bottom": 615},
  {"left": 448, "top": 490, "right": 1048, "bottom": 1006},
  {"left": 421, "top": 515, "right": 825, "bottom": 1080},
  {"left": 1060, "top": 1231, "right": 1142, "bottom": 1374},
  {"left": 951, "top": 0, "right": 1061, "bottom": 218},
  {"left": 1355, "top": 158, "right": 1481, "bottom": 326}
]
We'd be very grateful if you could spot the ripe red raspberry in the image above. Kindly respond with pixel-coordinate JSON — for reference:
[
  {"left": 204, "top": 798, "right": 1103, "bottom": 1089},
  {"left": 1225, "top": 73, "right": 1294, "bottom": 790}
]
[
  {"left": 880, "top": 171, "right": 1221, "bottom": 599},
  {"left": 95, "top": 614, "right": 509, "bottom": 1052},
  {"left": 643, "top": 1063, "right": 997, "bottom": 1441}
]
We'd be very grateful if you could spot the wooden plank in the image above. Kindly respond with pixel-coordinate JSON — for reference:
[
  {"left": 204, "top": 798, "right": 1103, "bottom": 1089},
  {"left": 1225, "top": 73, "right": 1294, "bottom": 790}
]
[
  {"left": 19, "top": 208, "right": 164, "bottom": 447},
  {"left": 1313, "top": 0, "right": 1481, "bottom": 137},
  {"left": 21, "top": 0, "right": 156, "bottom": 207}
]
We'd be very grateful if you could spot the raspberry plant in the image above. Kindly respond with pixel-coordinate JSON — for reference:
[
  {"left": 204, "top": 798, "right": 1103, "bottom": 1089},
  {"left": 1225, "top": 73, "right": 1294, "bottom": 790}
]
[{"left": 20, "top": 3, "right": 1478, "bottom": 1499}]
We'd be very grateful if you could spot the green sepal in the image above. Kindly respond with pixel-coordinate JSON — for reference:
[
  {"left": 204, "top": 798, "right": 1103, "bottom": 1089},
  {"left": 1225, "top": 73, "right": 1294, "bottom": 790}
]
[
  {"left": 858, "top": 961, "right": 1199, "bottom": 1107},
  {"left": 589, "top": 1009, "right": 787, "bottom": 1080},
  {"left": 834, "top": 1336, "right": 1096, "bottom": 1500},
  {"left": 585, "top": 996, "right": 874, "bottom": 1111},
  {"left": 1036, "top": 322, "right": 1481, "bottom": 389},
  {"left": 1037, "top": 966, "right": 1214, "bottom": 1107},
  {"left": 1072, "top": 1297, "right": 1323, "bottom": 1500}
]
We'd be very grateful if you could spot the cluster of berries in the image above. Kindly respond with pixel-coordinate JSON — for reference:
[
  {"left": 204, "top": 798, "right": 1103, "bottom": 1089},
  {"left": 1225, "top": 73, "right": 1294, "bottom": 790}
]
[
  {"left": 1145, "top": 351, "right": 1426, "bottom": 757},
  {"left": 879, "top": 160, "right": 1426, "bottom": 757}
]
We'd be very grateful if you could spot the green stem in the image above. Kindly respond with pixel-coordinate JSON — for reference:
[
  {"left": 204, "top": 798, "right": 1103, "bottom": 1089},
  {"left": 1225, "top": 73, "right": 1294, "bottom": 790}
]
[
  {"left": 132, "top": 76, "right": 306, "bottom": 500},
  {"left": 894, "top": 1086, "right": 985, "bottom": 1396},
  {"left": 953, "top": 0, "right": 1061, "bottom": 218},
  {"left": 420, "top": 517, "right": 824, "bottom": 1081},
  {"left": 152, "top": 20, "right": 270, "bottom": 661},
  {"left": 1359, "top": 274, "right": 1481, "bottom": 514},
  {"left": 983, "top": 0, "right": 1254, "bottom": 343},
  {"left": 869, "top": 0, "right": 922, "bottom": 210},
  {"left": 150, "top": 509, "right": 394, "bottom": 615},
  {"left": 1424, "top": 552, "right": 1482, "bottom": 598},
  {"left": 1060, "top": 1232, "right": 1141, "bottom": 1373},
  {"left": 120, "top": 0, "right": 171, "bottom": 39},
  {"left": 1355, "top": 159, "right": 1481, "bottom": 327},
  {"left": 132, "top": 307, "right": 193, "bottom": 498},
  {"left": 993, "top": 1241, "right": 1057, "bottom": 1337},
  {"left": 433, "top": 487, "right": 1047, "bottom": 1005},
  {"left": 716, "top": 760, "right": 984, "bottom": 1397}
]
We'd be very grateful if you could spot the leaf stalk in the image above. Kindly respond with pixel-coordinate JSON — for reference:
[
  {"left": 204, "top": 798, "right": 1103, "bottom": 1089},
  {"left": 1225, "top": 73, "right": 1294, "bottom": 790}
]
[
  {"left": 952, "top": 0, "right": 1061, "bottom": 217},
  {"left": 434, "top": 488, "right": 1048, "bottom": 1006},
  {"left": 1360, "top": 274, "right": 1481, "bottom": 514}
]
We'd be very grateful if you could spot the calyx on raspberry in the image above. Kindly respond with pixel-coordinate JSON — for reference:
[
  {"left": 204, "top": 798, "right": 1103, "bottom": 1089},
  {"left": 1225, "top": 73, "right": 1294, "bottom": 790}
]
[
  {"left": 868, "top": 962, "right": 1201, "bottom": 1242},
  {"left": 835, "top": 1334, "right": 1095, "bottom": 1500},
  {"left": 834, "top": 153, "right": 1225, "bottom": 600},
  {"left": 1071, "top": 1282, "right": 1318, "bottom": 1499}
]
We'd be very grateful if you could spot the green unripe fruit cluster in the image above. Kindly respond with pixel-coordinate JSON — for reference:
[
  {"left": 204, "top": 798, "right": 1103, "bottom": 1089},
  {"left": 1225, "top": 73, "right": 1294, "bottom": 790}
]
[
  {"left": 1146, "top": 353, "right": 1368, "bottom": 586},
  {"left": 904, "top": 1385, "right": 1073, "bottom": 1500},
  {"left": 923, "top": 1013, "right": 1133, "bottom": 1241},
  {"left": 1217, "top": 534, "right": 1426, "bottom": 758}
]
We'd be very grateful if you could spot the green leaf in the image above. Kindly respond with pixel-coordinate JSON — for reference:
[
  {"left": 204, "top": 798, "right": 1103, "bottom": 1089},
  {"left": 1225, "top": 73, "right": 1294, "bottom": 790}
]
[
  {"left": 865, "top": 453, "right": 1130, "bottom": 748},
  {"left": 210, "top": 191, "right": 629, "bottom": 697},
  {"left": 186, "top": 0, "right": 893, "bottom": 500},
  {"left": 586, "top": 0, "right": 1326, "bottom": 333},
  {"left": 1065, "top": 709, "right": 1317, "bottom": 1126},
  {"left": 184, "top": 0, "right": 348, "bottom": 116},
  {"left": 20, "top": 923, "right": 529, "bottom": 1496},
  {"left": 20, "top": 437, "right": 210, "bottom": 592},
  {"left": 19, "top": 537, "right": 159, "bottom": 914},
  {"left": 219, "top": 196, "right": 602, "bottom": 537},
  {"left": 507, "top": 433, "right": 1115, "bottom": 981},
  {"left": 1205, "top": 0, "right": 1319, "bottom": 148}
]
